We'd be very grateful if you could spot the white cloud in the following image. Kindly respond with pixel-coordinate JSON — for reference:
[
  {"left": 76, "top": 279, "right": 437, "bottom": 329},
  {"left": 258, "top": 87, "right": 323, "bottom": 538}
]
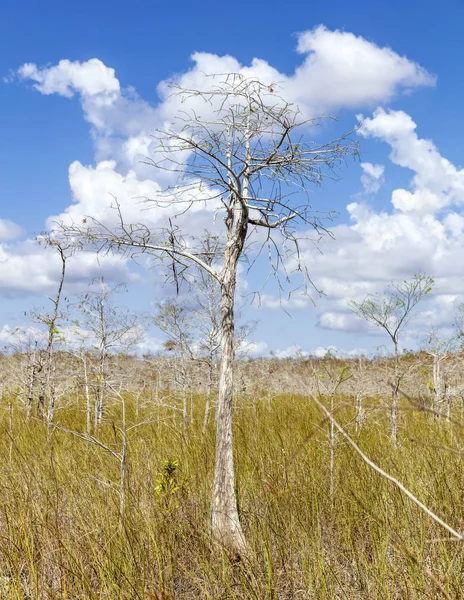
[
  {"left": 48, "top": 160, "right": 162, "bottom": 228},
  {"left": 157, "top": 26, "right": 434, "bottom": 125},
  {"left": 17, "top": 59, "right": 156, "bottom": 137},
  {"left": 313, "top": 345, "right": 368, "bottom": 358},
  {"left": 18, "top": 59, "right": 120, "bottom": 98},
  {"left": 313, "top": 345, "right": 337, "bottom": 358},
  {"left": 14, "top": 27, "right": 434, "bottom": 174},
  {"left": 0, "top": 238, "right": 135, "bottom": 297},
  {"left": 240, "top": 340, "right": 269, "bottom": 356},
  {"left": 10, "top": 30, "right": 434, "bottom": 248},
  {"left": 318, "top": 311, "right": 365, "bottom": 333},
  {"left": 291, "top": 26, "right": 434, "bottom": 113},
  {"left": 134, "top": 335, "right": 165, "bottom": 356},
  {"left": 358, "top": 108, "right": 464, "bottom": 213},
  {"left": 259, "top": 292, "right": 312, "bottom": 311},
  {"left": 0, "top": 324, "right": 44, "bottom": 348},
  {"left": 45, "top": 159, "right": 222, "bottom": 246},
  {"left": 360, "top": 162, "right": 385, "bottom": 194},
  {"left": 0, "top": 219, "right": 24, "bottom": 242},
  {"left": 274, "top": 345, "right": 310, "bottom": 359},
  {"left": 254, "top": 107, "right": 464, "bottom": 343}
]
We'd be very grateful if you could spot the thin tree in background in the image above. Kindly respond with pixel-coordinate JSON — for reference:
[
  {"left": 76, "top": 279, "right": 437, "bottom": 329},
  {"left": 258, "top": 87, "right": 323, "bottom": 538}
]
[
  {"left": 31, "top": 236, "right": 73, "bottom": 424},
  {"left": 154, "top": 299, "right": 194, "bottom": 429},
  {"left": 422, "top": 330, "right": 458, "bottom": 421},
  {"left": 59, "top": 74, "right": 357, "bottom": 554},
  {"left": 75, "top": 279, "right": 141, "bottom": 427},
  {"left": 194, "top": 235, "right": 222, "bottom": 432},
  {"left": 349, "top": 274, "right": 434, "bottom": 443}
]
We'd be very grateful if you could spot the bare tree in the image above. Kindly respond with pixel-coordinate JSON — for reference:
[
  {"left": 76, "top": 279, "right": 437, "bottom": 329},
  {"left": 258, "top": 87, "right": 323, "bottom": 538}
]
[
  {"left": 31, "top": 235, "right": 73, "bottom": 424},
  {"left": 193, "top": 235, "right": 222, "bottom": 432},
  {"left": 312, "top": 363, "right": 352, "bottom": 500},
  {"left": 422, "top": 330, "right": 458, "bottom": 421},
  {"left": 58, "top": 74, "right": 357, "bottom": 554},
  {"left": 454, "top": 302, "right": 464, "bottom": 344},
  {"left": 74, "top": 279, "right": 141, "bottom": 427},
  {"left": 154, "top": 299, "right": 194, "bottom": 429},
  {"left": 349, "top": 274, "right": 434, "bottom": 443},
  {"left": 53, "top": 384, "right": 166, "bottom": 531}
]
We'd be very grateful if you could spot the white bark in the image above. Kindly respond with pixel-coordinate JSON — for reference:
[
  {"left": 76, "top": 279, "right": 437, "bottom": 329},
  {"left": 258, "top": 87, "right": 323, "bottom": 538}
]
[{"left": 211, "top": 257, "right": 247, "bottom": 554}]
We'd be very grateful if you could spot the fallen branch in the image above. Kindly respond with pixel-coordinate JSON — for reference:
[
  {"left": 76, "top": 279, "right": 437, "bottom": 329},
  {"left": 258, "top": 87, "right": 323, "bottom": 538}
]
[{"left": 309, "top": 393, "right": 464, "bottom": 542}]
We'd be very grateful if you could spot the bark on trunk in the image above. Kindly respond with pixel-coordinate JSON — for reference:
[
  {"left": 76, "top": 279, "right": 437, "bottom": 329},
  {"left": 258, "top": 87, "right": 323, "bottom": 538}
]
[
  {"left": 210, "top": 203, "right": 248, "bottom": 555},
  {"left": 391, "top": 343, "right": 399, "bottom": 444},
  {"left": 211, "top": 263, "right": 247, "bottom": 555},
  {"left": 211, "top": 120, "right": 250, "bottom": 556},
  {"left": 202, "top": 357, "right": 214, "bottom": 433}
]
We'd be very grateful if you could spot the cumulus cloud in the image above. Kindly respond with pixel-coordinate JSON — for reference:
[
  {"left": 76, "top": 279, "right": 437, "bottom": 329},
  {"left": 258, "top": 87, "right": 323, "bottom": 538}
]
[
  {"left": 0, "top": 219, "right": 24, "bottom": 242},
  {"left": 45, "top": 159, "right": 223, "bottom": 246},
  {"left": 236, "top": 105, "right": 464, "bottom": 348},
  {"left": 259, "top": 292, "right": 313, "bottom": 311},
  {"left": 0, "top": 238, "right": 135, "bottom": 297},
  {"left": 291, "top": 26, "right": 434, "bottom": 113},
  {"left": 0, "top": 324, "right": 45, "bottom": 348},
  {"left": 18, "top": 59, "right": 120, "bottom": 98},
  {"left": 14, "top": 27, "right": 434, "bottom": 175},
  {"left": 274, "top": 345, "right": 309, "bottom": 359},
  {"left": 292, "top": 107, "right": 464, "bottom": 339},
  {"left": 240, "top": 340, "right": 269, "bottom": 357},
  {"left": 358, "top": 108, "right": 464, "bottom": 213},
  {"left": 360, "top": 162, "right": 385, "bottom": 194},
  {"left": 318, "top": 311, "right": 366, "bottom": 333},
  {"left": 11, "top": 30, "right": 435, "bottom": 243},
  {"left": 157, "top": 26, "right": 434, "bottom": 125},
  {"left": 47, "top": 160, "right": 161, "bottom": 228},
  {"left": 313, "top": 345, "right": 368, "bottom": 358}
]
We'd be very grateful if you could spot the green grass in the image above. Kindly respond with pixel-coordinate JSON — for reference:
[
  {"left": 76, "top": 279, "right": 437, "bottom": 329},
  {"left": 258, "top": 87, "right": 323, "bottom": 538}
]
[{"left": 0, "top": 392, "right": 462, "bottom": 598}]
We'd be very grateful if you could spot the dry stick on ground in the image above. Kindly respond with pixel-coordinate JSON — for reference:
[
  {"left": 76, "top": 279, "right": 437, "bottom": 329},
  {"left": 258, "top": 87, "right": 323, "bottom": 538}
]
[{"left": 309, "top": 392, "right": 464, "bottom": 542}]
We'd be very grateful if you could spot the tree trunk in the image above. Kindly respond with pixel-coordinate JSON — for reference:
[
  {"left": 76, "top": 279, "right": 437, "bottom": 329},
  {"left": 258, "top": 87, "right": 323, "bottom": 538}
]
[
  {"left": 82, "top": 353, "right": 92, "bottom": 434},
  {"left": 211, "top": 118, "right": 250, "bottom": 555},
  {"left": 432, "top": 355, "right": 442, "bottom": 420},
  {"left": 211, "top": 246, "right": 247, "bottom": 556},
  {"left": 391, "top": 343, "right": 399, "bottom": 444},
  {"left": 27, "top": 360, "right": 37, "bottom": 422},
  {"left": 329, "top": 393, "right": 335, "bottom": 501},
  {"left": 95, "top": 349, "right": 105, "bottom": 427},
  {"left": 181, "top": 357, "right": 188, "bottom": 429},
  {"left": 202, "top": 356, "right": 214, "bottom": 433}
]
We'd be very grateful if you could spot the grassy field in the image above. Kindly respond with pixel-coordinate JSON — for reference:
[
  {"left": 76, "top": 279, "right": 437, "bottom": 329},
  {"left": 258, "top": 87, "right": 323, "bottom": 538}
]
[{"left": 0, "top": 392, "right": 462, "bottom": 599}]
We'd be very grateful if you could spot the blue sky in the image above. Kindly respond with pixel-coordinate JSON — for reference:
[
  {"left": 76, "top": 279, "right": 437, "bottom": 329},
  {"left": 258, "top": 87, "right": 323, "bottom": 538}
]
[{"left": 1, "top": 0, "right": 464, "bottom": 356}]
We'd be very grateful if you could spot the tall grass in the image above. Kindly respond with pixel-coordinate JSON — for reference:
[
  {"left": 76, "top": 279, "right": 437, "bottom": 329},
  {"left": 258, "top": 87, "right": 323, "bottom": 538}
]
[{"left": 0, "top": 393, "right": 462, "bottom": 598}]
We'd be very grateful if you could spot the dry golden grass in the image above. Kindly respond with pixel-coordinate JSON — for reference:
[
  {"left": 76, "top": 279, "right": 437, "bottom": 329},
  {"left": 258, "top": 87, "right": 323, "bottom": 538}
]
[{"left": 0, "top": 392, "right": 462, "bottom": 599}]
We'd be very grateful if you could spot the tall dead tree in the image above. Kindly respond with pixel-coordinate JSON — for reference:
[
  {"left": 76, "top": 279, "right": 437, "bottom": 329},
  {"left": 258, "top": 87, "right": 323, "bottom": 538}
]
[
  {"left": 32, "top": 236, "right": 73, "bottom": 424},
  {"left": 59, "top": 74, "right": 357, "bottom": 555},
  {"left": 349, "top": 274, "right": 434, "bottom": 443}
]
